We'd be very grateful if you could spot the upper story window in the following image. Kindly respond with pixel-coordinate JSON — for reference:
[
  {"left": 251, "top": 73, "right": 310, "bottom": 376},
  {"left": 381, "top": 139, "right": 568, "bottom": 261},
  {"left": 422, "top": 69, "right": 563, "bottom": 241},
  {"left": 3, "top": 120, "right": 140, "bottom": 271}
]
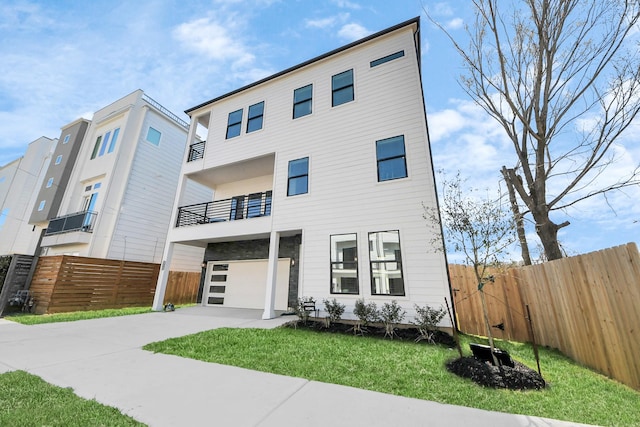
[
  {"left": 146, "top": 127, "right": 161, "bottom": 146},
  {"left": 0, "top": 208, "right": 8, "bottom": 230},
  {"left": 91, "top": 136, "right": 102, "bottom": 160},
  {"left": 46, "top": 178, "right": 54, "bottom": 188},
  {"left": 108, "top": 128, "right": 120, "bottom": 153},
  {"left": 63, "top": 134, "right": 71, "bottom": 144},
  {"left": 38, "top": 200, "right": 46, "bottom": 212},
  {"left": 330, "top": 233, "right": 359, "bottom": 294},
  {"left": 332, "top": 69, "right": 354, "bottom": 107},
  {"left": 370, "top": 50, "right": 405, "bottom": 68},
  {"left": 287, "top": 157, "right": 309, "bottom": 196},
  {"left": 226, "top": 109, "right": 243, "bottom": 139},
  {"left": 99, "top": 130, "right": 112, "bottom": 157},
  {"left": 247, "top": 101, "right": 264, "bottom": 133},
  {"left": 369, "top": 230, "right": 404, "bottom": 296},
  {"left": 376, "top": 135, "right": 407, "bottom": 182},
  {"left": 293, "top": 84, "right": 312, "bottom": 119},
  {"left": 55, "top": 155, "right": 63, "bottom": 165}
]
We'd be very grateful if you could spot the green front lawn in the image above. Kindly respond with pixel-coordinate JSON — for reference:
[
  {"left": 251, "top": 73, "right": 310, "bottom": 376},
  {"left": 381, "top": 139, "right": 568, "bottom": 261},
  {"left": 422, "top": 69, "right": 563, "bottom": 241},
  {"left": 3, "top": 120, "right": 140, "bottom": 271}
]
[
  {"left": 144, "top": 326, "right": 640, "bottom": 427},
  {"left": 4, "top": 306, "right": 154, "bottom": 325},
  {"left": 0, "top": 371, "right": 144, "bottom": 426}
]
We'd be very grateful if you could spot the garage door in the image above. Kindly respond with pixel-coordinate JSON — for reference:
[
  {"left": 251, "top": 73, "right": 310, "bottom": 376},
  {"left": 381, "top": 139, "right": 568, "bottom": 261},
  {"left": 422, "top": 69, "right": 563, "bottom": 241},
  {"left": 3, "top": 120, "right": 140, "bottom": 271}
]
[{"left": 204, "top": 259, "right": 291, "bottom": 310}]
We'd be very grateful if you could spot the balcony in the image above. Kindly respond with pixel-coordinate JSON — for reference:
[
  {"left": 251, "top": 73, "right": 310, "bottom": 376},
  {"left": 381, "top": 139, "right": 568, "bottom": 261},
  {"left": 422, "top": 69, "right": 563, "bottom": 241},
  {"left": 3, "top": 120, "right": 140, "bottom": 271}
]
[
  {"left": 187, "top": 141, "right": 205, "bottom": 162},
  {"left": 176, "top": 191, "right": 272, "bottom": 227},
  {"left": 45, "top": 211, "right": 97, "bottom": 236}
]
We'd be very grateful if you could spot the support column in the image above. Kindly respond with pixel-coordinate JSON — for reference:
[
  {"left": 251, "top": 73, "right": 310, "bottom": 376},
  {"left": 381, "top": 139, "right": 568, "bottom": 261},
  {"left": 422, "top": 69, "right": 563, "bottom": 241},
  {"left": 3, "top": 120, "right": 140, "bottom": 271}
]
[
  {"left": 262, "top": 230, "right": 280, "bottom": 319},
  {"left": 152, "top": 242, "right": 175, "bottom": 311}
]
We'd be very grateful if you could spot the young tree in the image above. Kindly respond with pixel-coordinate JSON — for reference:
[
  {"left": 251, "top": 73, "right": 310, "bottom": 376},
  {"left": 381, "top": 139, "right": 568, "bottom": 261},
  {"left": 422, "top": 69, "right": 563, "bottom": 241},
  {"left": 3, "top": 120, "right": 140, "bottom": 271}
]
[
  {"left": 425, "top": 172, "right": 516, "bottom": 362},
  {"left": 429, "top": 0, "right": 640, "bottom": 260}
]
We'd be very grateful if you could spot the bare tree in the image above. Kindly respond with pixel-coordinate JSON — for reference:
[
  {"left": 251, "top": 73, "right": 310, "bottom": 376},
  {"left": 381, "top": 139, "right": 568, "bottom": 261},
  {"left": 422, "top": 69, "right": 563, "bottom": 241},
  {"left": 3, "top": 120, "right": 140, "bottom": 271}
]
[
  {"left": 428, "top": 0, "right": 640, "bottom": 260},
  {"left": 425, "top": 172, "right": 516, "bottom": 361}
]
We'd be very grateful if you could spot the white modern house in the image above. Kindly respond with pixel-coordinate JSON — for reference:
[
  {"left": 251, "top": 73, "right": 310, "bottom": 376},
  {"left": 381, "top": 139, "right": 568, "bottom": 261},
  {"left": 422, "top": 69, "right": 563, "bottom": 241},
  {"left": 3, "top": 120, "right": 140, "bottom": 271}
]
[
  {"left": 38, "top": 90, "right": 210, "bottom": 269},
  {"left": 0, "top": 136, "right": 57, "bottom": 256},
  {"left": 152, "top": 17, "right": 451, "bottom": 322}
]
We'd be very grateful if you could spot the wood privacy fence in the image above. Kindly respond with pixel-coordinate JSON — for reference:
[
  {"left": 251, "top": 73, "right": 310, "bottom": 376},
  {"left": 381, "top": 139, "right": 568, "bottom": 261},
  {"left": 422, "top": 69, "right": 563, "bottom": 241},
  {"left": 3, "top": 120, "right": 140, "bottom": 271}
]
[
  {"left": 29, "top": 256, "right": 201, "bottom": 314},
  {"left": 449, "top": 243, "right": 640, "bottom": 391}
]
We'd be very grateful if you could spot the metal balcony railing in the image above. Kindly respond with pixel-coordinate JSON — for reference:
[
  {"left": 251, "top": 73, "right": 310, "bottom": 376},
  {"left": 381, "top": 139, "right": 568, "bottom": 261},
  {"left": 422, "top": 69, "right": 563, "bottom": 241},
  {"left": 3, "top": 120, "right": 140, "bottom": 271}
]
[
  {"left": 45, "top": 211, "right": 97, "bottom": 235},
  {"left": 187, "top": 141, "right": 205, "bottom": 162},
  {"left": 176, "top": 191, "right": 272, "bottom": 227}
]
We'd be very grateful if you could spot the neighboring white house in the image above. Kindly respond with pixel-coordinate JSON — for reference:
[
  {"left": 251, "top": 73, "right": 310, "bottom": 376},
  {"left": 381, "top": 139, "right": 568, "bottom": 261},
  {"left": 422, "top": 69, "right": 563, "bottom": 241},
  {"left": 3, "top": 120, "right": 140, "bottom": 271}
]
[
  {"left": 153, "top": 17, "right": 451, "bottom": 322},
  {"left": 0, "top": 136, "right": 57, "bottom": 256},
  {"left": 39, "top": 90, "right": 210, "bottom": 270}
]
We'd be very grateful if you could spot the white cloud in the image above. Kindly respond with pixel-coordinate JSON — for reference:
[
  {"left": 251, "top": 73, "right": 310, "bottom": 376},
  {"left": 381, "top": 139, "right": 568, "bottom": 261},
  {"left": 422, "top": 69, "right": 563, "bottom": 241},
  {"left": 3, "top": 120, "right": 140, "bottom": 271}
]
[
  {"left": 446, "top": 18, "right": 463, "bottom": 30},
  {"left": 306, "top": 17, "right": 338, "bottom": 29},
  {"left": 331, "top": 0, "right": 362, "bottom": 9},
  {"left": 338, "top": 23, "right": 370, "bottom": 41}
]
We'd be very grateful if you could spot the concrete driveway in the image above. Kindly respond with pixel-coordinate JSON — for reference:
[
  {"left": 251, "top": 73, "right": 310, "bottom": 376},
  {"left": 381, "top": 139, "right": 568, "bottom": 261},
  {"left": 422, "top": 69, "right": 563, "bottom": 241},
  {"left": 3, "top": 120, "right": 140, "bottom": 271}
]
[{"left": 0, "top": 306, "right": 596, "bottom": 427}]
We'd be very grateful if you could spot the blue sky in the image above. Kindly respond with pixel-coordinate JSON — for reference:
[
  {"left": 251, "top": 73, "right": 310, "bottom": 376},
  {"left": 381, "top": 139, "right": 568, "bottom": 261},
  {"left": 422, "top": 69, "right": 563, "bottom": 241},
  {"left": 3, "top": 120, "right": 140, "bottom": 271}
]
[{"left": 0, "top": 0, "right": 638, "bottom": 258}]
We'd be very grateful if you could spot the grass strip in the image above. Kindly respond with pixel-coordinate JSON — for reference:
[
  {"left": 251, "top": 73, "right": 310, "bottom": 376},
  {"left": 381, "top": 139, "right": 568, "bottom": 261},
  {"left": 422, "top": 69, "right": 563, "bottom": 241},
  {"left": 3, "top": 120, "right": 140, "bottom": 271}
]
[
  {"left": 4, "top": 306, "right": 153, "bottom": 325},
  {"left": 0, "top": 370, "right": 144, "bottom": 426},
  {"left": 144, "top": 327, "right": 640, "bottom": 427}
]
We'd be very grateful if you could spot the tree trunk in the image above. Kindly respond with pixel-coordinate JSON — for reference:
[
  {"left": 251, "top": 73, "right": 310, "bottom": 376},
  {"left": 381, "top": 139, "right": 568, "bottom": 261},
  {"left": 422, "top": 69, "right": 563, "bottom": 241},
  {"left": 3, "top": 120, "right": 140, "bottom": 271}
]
[
  {"left": 533, "top": 212, "right": 565, "bottom": 261},
  {"left": 502, "top": 167, "right": 532, "bottom": 265}
]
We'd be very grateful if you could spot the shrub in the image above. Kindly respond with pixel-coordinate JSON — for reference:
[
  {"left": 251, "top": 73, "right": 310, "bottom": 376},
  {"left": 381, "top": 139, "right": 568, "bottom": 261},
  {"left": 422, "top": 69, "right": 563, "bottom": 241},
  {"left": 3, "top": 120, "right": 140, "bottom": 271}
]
[
  {"left": 322, "top": 298, "right": 346, "bottom": 327},
  {"left": 380, "top": 300, "right": 406, "bottom": 339},
  {"left": 412, "top": 304, "right": 446, "bottom": 343},
  {"left": 294, "top": 296, "right": 316, "bottom": 324},
  {"left": 352, "top": 299, "right": 380, "bottom": 335}
]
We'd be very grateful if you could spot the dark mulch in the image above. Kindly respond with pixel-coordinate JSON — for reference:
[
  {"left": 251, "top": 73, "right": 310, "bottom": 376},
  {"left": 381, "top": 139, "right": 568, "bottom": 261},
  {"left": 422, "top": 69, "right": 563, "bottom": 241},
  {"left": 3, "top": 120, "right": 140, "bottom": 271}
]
[
  {"left": 446, "top": 356, "right": 546, "bottom": 390},
  {"left": 284, "top": 318, "right": 545, "bottom": 391}
]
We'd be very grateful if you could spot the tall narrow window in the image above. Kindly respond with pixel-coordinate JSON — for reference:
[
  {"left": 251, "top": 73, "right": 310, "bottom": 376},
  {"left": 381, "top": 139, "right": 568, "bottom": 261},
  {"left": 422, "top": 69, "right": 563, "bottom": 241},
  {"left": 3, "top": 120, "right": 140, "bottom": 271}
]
[
  {"left": 99, "top": 131, "right": 111, "bottom": 157},
  {"left": 46, "top": 178, "right": 54, "bottom": 188},
  {"left": 330, "top": 233, "right": 359, "bottom": 294},
  {"left": 247, "top": 192, "right": 263, "bottom": 218},
  {"left": 332, "top": 69, "right": 354, "bottom": 107},
  {"left": 263, "top": 191, "right": 272, "bottom": 216},
  {"left": 226, "top": 109, "right": 243, "bottom": 139},
  {"left": 287, "top": 157, "right": 309, "bottom": 196},
  {"left": 0, "top": 208, "right": 8, "bottom": 230},
  {"left": 63, "top": 134, "right": 71, "bottom": 144},
  {"left": 146, "top": 127, "right": 161, "bottom": 146},
  {"left": 230, "top": 196, "right": 245, "bottom": 220},
  {"left": 246, "top": 101, "right": 264, "bottom": 133},
  {"left": 376, "top": 135, "right": 407, "bottom": 181},
  {"left": 293, "top": 84, "right": 312, "bottom": 119},
  {"left": 108, "top": 128, "right": 120, "bottom": 153},
  {"left": 38, "top": 200, "right": 46, "bottom": 211},
  {"left": 369, "top": 230, "right": 404, "bottom": 296},
  {"left": 55, "top": 155, "right": 63, "bottom": 165},
  {"left": 91, "top": 136, "right": 102, "bottom": 159}
]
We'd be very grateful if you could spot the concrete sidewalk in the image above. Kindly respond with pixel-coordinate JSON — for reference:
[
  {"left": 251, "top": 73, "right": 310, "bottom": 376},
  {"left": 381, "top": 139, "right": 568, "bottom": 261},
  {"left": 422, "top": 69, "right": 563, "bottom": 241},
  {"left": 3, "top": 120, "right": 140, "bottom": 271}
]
[{"left": 0, "top": 307, "right": 596, "bottom": 427}]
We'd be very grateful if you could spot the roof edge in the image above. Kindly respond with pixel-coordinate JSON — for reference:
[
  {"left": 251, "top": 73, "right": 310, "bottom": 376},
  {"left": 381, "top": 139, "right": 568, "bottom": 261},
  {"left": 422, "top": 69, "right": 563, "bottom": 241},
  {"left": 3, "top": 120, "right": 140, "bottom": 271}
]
[{"left": 185, "top": 16, "right": 420, "bottom": 115}]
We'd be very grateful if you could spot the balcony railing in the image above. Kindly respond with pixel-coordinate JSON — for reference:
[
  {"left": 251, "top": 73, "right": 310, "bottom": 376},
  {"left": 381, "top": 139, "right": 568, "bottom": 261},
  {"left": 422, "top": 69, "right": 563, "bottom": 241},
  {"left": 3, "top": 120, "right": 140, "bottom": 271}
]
[
  {"left": 176, "top": 191, "right": 272, "bottom": 227},
  {"left": 45, "top": 211, "right": 97, "bottom": 236},
  {"left": 187, "top": 141, "right": 205, "bottom": 162}
]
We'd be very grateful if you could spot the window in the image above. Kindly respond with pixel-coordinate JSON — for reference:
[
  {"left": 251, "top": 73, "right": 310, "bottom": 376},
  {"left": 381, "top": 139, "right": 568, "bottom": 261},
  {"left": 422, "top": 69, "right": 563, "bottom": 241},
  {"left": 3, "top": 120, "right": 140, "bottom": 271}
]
[
  {"left": 226, "top": 109, "right": 243, "bottom": 139},
  {"left": 93, "top": 182, "right": 102, "bottom": 189},
  {"left": 287, "top": 157, "right": 309, "bottom": 196},
  {"left": 293, "top": 84, "right": 312, "bottom": 119},
  {"left": 369, "top": 231, "right": 404, "bottom": 296},
  {"left": 332, "top": 69, "right": 354, "bottom": 107},
  {"left": 38, "top": 200, "right": 46, "bottom": 211},
  {"left": 108, "top": 128, "right": 120, "bottom": 153},
  {"left": 0, "top": 208, "right": 8, "bottom": 230},
  {"left": 376, "top": 135, "right": 407, "bottom": 181},
  {"left": 247, "top": 101, "right": 264, "bottom": 133},
  {"left": 55, "top": 155, "right": 62, "bottom": 165},
  {"left": 146, "top": 127, "right": 161, "bottom": 146},
  {"left": 330, "top": 233, "right": 359, "bottom": 294},
  {"left": 46, "top": 178, "right": 54, "bottom": 188},
  {"left": 264, "top": 191, "right": 272, "bottom": 216},
  {"left": 91, "top": 136, "right": 102, "bottom": 159},
  {"left": 63, "top": 134, "right": 71, "bottom": 144},
  {"left": 370, "top": 50, "right": 405, "bottom": 67},
  {"left": 99, "top": 131, "right": 111, "bottom": 157}
]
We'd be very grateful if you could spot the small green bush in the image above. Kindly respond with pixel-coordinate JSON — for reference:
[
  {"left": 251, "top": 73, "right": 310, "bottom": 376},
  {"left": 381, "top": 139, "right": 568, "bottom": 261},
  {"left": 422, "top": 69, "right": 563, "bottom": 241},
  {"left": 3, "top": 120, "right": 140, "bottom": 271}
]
[
  {"left": 323, "top": 298, "right": 345, "bottom": 327},
  {"left": 380, "top": 300, "right": 406, "bottom": 339},
  {"left": 294, "top": 296, "right": 316, "bottom": 323},
  {"left": 412, "top": 303, "right": 446, "bottom": 343},
  {"left": 352, "top": 299, "right": 380, "bottom": 334}
]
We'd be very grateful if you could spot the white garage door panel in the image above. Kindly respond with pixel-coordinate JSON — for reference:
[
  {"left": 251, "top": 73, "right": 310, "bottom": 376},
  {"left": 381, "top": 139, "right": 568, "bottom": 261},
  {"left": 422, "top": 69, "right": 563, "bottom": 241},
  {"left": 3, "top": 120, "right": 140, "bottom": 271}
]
[{"left": 217, "top": 259, "right": 290, "bottom": 310}]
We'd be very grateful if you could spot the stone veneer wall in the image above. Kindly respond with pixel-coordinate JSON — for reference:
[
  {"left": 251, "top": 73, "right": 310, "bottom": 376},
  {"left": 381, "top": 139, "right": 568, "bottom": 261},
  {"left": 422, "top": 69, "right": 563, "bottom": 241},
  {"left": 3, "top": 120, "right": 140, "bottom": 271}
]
[{"left": 201, "top": 235, "right": 301, "bottom": 308}]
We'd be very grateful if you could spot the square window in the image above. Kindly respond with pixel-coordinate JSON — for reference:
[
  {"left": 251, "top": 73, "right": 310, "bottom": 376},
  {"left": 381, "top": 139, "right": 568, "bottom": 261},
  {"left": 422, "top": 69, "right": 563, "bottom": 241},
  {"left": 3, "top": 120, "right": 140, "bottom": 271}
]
[
  {"left": 330, "top": 233, "right": 359, "bottom": 294},
  {"left": 369, "top": 230, "right": 404, "bottom": 296},
  {"left": 146, "top": 127, "right": 162, "bottom": 146},
  {"left": 46, "top": 177, "right": 54, "bottom": 188},
  {"left": 55, "top": 155, "right": 63, "bottom": 165},
  {"left": 293, "top": 84, "right": 312, "bottom": 119},
  {"left": 226, "top": 109, "right": 243, "bottom": 139},
  {"left": 287, "top": 157, "right": 309, "bottom": 196},
  {"left": 332, "top": 69, "right": 354, "bottom": 107},
  {"left": 247, "top": 101, "right": 264, "bottom": 133},
  {"left": 376, "top": 135, "right": 407, "bottom": 181},
  {"left": 63, "top": 134, "right": 71, "bottom": 144}
]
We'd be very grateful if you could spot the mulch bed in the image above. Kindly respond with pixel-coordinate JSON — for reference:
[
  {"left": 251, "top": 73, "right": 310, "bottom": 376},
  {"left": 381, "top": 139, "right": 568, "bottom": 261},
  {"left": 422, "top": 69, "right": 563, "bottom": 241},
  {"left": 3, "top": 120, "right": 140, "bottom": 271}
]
[{"left": 284, "top": 318, "right": 546, "bottom": 391}]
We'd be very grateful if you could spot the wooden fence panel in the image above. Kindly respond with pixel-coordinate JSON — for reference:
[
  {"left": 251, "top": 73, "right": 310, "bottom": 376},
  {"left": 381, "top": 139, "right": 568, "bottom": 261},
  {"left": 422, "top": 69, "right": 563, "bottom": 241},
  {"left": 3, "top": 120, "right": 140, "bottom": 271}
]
[
  {"left": 450, "top": 243, "right": 640, "bottom": 391},
  {"left": 164, "top": 271, "right": 200, "bottom": 305}
]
